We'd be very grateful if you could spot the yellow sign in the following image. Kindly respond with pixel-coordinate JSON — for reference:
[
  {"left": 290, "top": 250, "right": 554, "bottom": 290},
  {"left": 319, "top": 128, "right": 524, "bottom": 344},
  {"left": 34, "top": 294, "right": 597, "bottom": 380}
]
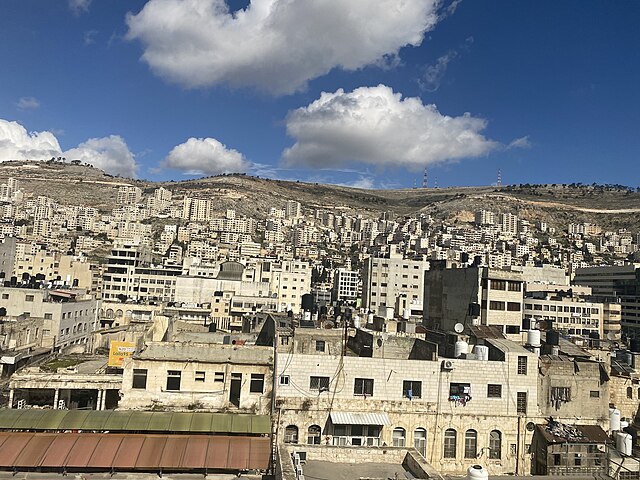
[{"left": 108, "top": 341, "right": 136, "bottom": 367}]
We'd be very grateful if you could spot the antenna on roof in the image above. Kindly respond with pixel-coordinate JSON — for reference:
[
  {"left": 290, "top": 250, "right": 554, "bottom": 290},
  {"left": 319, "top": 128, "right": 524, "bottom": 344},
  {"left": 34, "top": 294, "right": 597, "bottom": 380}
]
[
  {"left": 423, "top": 168, "right": 428, "bottom": 189},
  {"left": 497, "top": 169, "right": 502, "bottom": 187}
]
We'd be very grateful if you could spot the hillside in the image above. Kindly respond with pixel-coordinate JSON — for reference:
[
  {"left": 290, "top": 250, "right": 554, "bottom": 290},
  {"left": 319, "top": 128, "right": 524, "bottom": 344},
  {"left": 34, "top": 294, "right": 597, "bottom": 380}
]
[{"left": 1, "top": 160, "right": 639, "bottom": 232}]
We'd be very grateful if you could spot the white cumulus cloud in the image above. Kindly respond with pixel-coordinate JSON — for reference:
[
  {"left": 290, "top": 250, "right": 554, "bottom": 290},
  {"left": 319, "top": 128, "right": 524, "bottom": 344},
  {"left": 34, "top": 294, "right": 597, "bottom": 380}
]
[
  {"left": 16, "top": 97, "right": 41, "bottom": 110},
  {"left": 64, "top": 136, "right": 137, "bottom": 178},
  {"left": 0, "top": 119, "right": 61, "bottom": 160},
  {"left": 69, "top": 0, "right": 91, "bottom": 15},
  {"left": 126, "top": 0, "right": 441, "bottom": 94},
  {"left": 164, "top": 137, "right": 249, "bottom": 175},
  {"left": 282, "top": 85, "right": 500, "bottom": 169},
  {"left": 0, "top": 119, "right": 137, "bottom": 177}
]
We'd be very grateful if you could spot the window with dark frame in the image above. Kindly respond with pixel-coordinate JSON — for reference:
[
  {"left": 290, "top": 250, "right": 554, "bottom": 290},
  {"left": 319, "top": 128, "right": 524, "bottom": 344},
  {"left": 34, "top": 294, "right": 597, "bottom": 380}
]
[
  {"left": 443, "top": 429, "right": 457, "bottom": 458},
  {"left": 214, "top": 371, "right": 224, "bottom": 382},
  {"left": 354, "top": 378, "right": 374, "bottom": 396},
  {"left": 195, "top": 371, "right": 205, "bottom": 382},
  {"left": 310, "top": 376, "right": 330, "bottom": 391},
  {"left": 132, "top": 368, "right": 147, "bottom": 389},
  {"left": 315, "top": 340, "right": 326, "bottom": 352},
  {"left": 516, "top": 392, "right": 527, "bottom": 414},
  {"left": 464, "top": 429, "right": 477, "bottom": 459},
  {"left": 250, "top": 373, "right": 265, "bottom": 393},
  {"left": 487, "top": 384, "right": 502, "bottom": 398},
  {"left": 517, "top": 356, "right": 527, "bottom": 375},
  {"left": 166, "top": 370, "right": 181, "bottom": 391},
  {"left": 403, "top": 380, "right": 422, "bottom": 399}
]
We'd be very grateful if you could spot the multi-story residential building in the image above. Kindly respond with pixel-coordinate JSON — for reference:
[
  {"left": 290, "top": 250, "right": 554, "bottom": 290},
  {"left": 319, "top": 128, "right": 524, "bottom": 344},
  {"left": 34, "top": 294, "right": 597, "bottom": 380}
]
[
  {"left": 116, "top": 185, "right": 142, "bottom": 205},
  {"left": 0, "top": 285, "right": 99, "bottom": 350},
  {"left": 361, "top": 255, "right": 429, "bottom": 314},
  {"left": 423, "top": 265, "right": 524, "bottom": 338},
  {"left": 574, "top": 264, "right": 640, "bottom": 337},
  {"left": 332, "top": 268, "right": 359, "bottom": 304},
  {"left": 182, "top": 196, "right": 213, "bottom": 222}
]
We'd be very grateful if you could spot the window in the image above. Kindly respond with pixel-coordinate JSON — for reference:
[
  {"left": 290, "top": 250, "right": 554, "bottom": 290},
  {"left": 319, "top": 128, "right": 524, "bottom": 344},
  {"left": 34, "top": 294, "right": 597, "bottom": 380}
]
[
  {"left": 250, "top": 374, "right": 265, "bottom": 393},
  {"left": 166, "top": 370, "right": 181, "bottom": 391},
  {"left": 507, "top": 302, "right": 521, "bottom": 311},
  {"left": 414, "top": 428, "right": 427, "bottom": 457},
  {"left": 214, "top": 372, "right": 225, "bottom": 382},
  {"left": 132, "top": 369, "right": 147, "bottom": 389},
  {"left": 316, "top": 340, "right": 326, "bottom": 352},
  {"left": 307, "top": 425, "right": 322, "bottom": 445},
  {"left": 489, "top": 430, "right": 501, "bottom": 459},
  {"left": 393, "top": 427, "right": 406, "bottom": 447},
  {"left": 590, "top": 390, "right": 600, "bottom": 398},
  {"left": 443, "top": 429, "right": 457, "bottom": 458},
  {"left": 284, "top": 425, "right": 299, "bottom": 444},
  {"left": 310, "top": 376, "right": 330, "bottom": 391},
  {"left": 627, "top": 386, "right": 633, "bottom": 399},
  {"left": 354, "top": 378, "right": 374, "bottom": 396},
  {"left": 403, "top": 380, "right": 422, "bottom": 399},
  {"left": 1, "top": 293, "right": 8, "bottom": 299},
  {"left": 25, "top": 295, "right": 34, "bottom": 302},
  {"left": 464, "top": 430, "right": 477, "bottom": 458},
  {"left": 280, "top": 375, "right": 290, "bottom": 385},
  {"left": 195, "top": 371, "right": 206, "bottom": 382},
  {"left": 550, "top": 386, "right": 571, "bottom": 405},
  {"left": 487, "top": 384, "right": 502, "bottom": 398},
  {"left": 491, "top": 280, "right": 506, "bottom": 290},
  {"left": 553, "top": 454, "right": 561, "bottom": 465},
  {"left": 489, "top": 301, "right": 505, "bottom": 310},
  {"left": 517, "top": 356, "right": 527, "bottom": 375},
  {"left": 508, "top": 281, "right": 521, "bottom": 292},
  {"left": 506, "top": 325, "right": 520, "bottom": 334},
  {"left": 517, "top": 392, "right": 527, "bottom": 414}
]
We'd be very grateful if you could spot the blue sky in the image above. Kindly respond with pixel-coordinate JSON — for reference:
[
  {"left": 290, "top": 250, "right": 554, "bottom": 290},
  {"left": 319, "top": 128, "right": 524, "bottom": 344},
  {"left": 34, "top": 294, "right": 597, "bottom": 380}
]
[{"left": 0, "top": 0, "right": 638, "bottom": 189}]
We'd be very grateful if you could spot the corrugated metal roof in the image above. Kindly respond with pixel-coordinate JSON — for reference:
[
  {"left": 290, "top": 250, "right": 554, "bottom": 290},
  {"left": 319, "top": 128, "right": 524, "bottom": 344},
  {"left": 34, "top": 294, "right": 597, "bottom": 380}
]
[
  {"left": 0, "top": 410, "right": 270, "bottom": 435},
  {"left": 329, "top": 412, "right": 391, "bottom": 425},
  {"left": 0, "top": 432, "right": 270, "bottom": 472}
]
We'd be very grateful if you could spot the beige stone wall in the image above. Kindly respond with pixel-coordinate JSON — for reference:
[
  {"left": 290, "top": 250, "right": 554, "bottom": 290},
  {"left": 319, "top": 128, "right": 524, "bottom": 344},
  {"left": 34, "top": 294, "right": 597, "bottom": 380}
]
[
  {"left": 609, "top": 375, "right": 640, "bottom": 420},
  {"left": 275, "top": 351, "right": 540, "bottom": 475},
  {"left": 120, "top": 357, "right": 272, "bottom": 414}
]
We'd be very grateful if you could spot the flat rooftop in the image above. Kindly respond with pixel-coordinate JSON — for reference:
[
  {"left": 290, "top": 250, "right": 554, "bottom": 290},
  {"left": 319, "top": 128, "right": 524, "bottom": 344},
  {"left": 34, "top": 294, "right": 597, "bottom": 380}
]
[{"left": 302, "top": 460, "right": 408, "bottom": 480}]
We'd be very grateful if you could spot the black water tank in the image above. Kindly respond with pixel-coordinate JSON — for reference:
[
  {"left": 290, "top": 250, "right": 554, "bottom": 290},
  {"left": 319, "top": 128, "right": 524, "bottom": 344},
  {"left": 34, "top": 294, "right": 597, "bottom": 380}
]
[
  {"left": 546, "top": 330, "right": 560, "bottom": 346},
  {"left": 208, "top": 322, "right": 217, "bottom": 333},
  {"left": 301, "top": 294, "right": 314, "bottom": 312},
  {"left": 319, "top": 305, "right": 328, "bottom": 316},
  {"left": 589, "top": 332, "right": 600, "bottom": 339},
  {"left": 9, "top": 276, "right": 16, "bottom": 286},
  {"left": 630, "top": 339, "right": 640, "bottom": 353}
]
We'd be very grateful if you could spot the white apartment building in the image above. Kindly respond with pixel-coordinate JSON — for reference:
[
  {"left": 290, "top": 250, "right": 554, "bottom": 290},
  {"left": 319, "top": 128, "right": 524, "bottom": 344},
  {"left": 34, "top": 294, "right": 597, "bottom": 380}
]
[
  {"left": 361, "top": 255, "right": 429, "bottom": 314},
  {"left": 116, "top": 186, "right": 142, "bottom": 205},
  {"left": 332, "top": 268, "right": 360, "bottom": 303}
]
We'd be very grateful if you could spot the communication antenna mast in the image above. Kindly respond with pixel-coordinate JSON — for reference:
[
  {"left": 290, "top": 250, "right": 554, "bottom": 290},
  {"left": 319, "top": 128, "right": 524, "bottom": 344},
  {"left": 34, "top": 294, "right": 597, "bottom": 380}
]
[
  {"left": 497, "top": 169, "right": 502, "bottom": 187},
  {"left": 434, "top": 177, "right": 438, "bottom": 189},
  {"left": 423, "top": 168, "right": 428, "bottom": 189}
]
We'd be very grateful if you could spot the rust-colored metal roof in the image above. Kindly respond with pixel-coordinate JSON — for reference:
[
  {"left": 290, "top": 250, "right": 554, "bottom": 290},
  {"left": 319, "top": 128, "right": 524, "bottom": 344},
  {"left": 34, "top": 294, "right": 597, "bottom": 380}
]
[{"left": 0, "top": 432, "right": 270, "bottom": 472}]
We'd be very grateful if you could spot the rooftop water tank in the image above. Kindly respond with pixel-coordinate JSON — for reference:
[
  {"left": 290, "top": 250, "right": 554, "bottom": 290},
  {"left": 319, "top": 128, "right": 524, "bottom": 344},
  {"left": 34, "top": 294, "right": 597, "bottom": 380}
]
[
  {"left": 403, "top": 308, "right": 411, "bottom": 320},
  {"left": 615, "top": 432, "right": 632, "bottom": 456},
  {"left": 467, "top": 465, "right": 488, "bottom": 480},
  {"left": 474, "top": 345, "right": 489, "bottom": 361},
  {"left": 527, "top": 329, "right": 541, "bottom": 347},
  {"left": 546, "top": 330, "right": 560, "bottom": 346},
  {"left": 455, "top": 340, "right": 469, "bottom": 358},
  {"left": 610, "top": 408, "right": 621, "bottom": 432}
]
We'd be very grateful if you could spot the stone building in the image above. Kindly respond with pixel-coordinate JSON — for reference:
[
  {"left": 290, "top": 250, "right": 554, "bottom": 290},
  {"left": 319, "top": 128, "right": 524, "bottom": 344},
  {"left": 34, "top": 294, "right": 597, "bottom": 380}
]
[
  {"left": 275, "top": 328, "right": 539, "bottom": 475},
  {"left": 119, "top": 341, "right": 273, "bottom": 413}
]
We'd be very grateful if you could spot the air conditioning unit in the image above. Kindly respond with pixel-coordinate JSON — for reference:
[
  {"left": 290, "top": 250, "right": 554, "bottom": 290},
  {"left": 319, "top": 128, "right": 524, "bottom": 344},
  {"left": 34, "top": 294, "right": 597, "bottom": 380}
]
[{"left": 442, "top": 360, "right": 454, "bottom": 370}]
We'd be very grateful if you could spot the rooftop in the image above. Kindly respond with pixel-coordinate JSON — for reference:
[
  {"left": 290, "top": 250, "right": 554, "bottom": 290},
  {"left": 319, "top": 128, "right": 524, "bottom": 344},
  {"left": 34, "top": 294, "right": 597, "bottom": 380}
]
[{"left": 135, "top": 342, "right": 273, "bottom": 365}]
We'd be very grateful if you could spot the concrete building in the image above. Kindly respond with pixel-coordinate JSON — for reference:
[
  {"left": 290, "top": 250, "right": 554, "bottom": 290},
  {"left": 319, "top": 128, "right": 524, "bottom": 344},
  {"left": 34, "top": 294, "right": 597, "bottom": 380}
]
[
  {"left": 332, "top": 268, "right": 359, "bottom": 304},
  {"left": 574, "top": 264, "right": 640, "bottom": 338},
  {"left": 362, "top": 255, "right": 429, "bottom": 314},
  {"left": 119, "top": 342, "right": 273, "bottom": 413},
  {"left": 423, "top": 266, "right": 524, "bottom": 338},
  {"left": 116, "top": 185, "right": 142, "bottom": 205}
]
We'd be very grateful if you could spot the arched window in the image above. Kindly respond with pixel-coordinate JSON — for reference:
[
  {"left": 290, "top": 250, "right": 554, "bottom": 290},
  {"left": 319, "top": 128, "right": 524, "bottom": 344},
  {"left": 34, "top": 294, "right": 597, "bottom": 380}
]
[
  {"left": 627, "top": 387, "right": 633, "bottom": 399},
  {"left": 284, "top": 425, "right": 298, "bottom": 444},
  {"left": 464, "top": 429, "right": 478, "bottom": 458},
  {"left": 444, "top": 429, "right": 457, "bottom": 458},
  {"left": 489, "top": 430, "right": 502, "bottom": 459},
  {"left": 307, "top": 425, "right": 321, "bottom": 444},
  {"left": 393, "top": 427, "right": 406, "bottom": 447},
  {"left": 414, "top": 428, "right": 427, "bottom": 457}
]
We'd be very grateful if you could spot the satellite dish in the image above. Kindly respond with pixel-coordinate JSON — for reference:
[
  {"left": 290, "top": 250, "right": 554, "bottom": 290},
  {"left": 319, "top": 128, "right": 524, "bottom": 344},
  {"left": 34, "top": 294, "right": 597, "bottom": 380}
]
[
  {"left": 526, "top": 422, "right": 535, "bottom": 432},
  {"left": 454, "top": 323, "right": 464, "bottom": 334},
  {"left": 607, "top": 332, "right": 616, "bottom": 341}
]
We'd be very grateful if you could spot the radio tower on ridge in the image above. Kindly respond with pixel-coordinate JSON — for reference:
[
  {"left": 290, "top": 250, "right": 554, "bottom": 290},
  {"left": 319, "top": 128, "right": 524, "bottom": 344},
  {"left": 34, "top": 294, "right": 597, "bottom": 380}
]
[
  {"left": 497, "top": 169, "right": 502, "bottom": 188},
  {"left": 423, "top": 168, "right": 428, "bottom": 189}
]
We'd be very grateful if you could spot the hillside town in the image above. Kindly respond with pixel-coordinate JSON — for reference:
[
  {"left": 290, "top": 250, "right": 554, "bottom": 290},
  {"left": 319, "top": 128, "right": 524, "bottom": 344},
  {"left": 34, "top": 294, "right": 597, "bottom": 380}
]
[{"left": 0, "top": 173, "right": 639, "bottom": 479}]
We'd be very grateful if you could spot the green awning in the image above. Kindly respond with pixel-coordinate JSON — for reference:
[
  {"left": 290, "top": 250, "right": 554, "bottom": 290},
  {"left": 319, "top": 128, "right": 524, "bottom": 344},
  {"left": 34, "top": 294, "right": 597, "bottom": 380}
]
[
  {"left": 189, "top": 413, "right": 213, "bottom": 433},
  {"left": 210, "top": 414, "right": 233, "bottom": 433},
  {"left": 34, "top": 410, "right": 69, "bottom": 430},
  {"left": 12, "top": 409, "right": 46, "bottom": 430},
  {"left": 81, "top": 410, "right": 113, "bottom": 430},
  {"left": 168, "top": 412, "right": 193, "bottom": 432},
  {"left": 0, "top": 409, "right": 25, "bottom": 429},
  {"left": 102, "top": 410, "right": 132, "bottom": 430},
  {"left": 231, "top": 414, "right": 251, "bottom": 433},
  {"left": 250, "top": 415, "right": 271, "bottom": 435},
  {"left": 125, "top": 412, "right": 153, "bottom": 431},
  {"left": 57, "top": 410, "right": 91, "bottom": 429},
  {"left": 147, "top": 412, "right": 172, "bottom": 431}
]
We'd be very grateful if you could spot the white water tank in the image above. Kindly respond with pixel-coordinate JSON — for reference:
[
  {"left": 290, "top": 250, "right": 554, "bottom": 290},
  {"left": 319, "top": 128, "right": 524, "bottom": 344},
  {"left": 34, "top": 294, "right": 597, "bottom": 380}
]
[
  {"left": 403, "top": 308, "right": 411, "bottom": 320},
  {"left": 467, "top": 465, "right": 488, "bottom": 480},
  {"left": 304, "top": 311, "right": 311, "bottom": 321},
  {"left": 368, "top": 313, "right": 374, "bottom": 324},
  {"left": 378, "top": 306, "right": 394, "bottom": 320},
  {"left": 474, "top": 345, "right": 489, "bottom": 361},
  {"left": 527, "top": 329, "right": 541, "bottom": 347},
  {"left": 610, "top": 408, "right": 621, "bottom": 432},
  {"left": 620, "top": 420, "right": 629, "bottom": 430},
  {"left": 353, "top": 315, "right": 361, "bottom": 329},
  {"left": 616, "top": 432, "right": 632, "bottom": 455},
  {"left": 455, "top": 340, "right": 469, "bottom": 358}
]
